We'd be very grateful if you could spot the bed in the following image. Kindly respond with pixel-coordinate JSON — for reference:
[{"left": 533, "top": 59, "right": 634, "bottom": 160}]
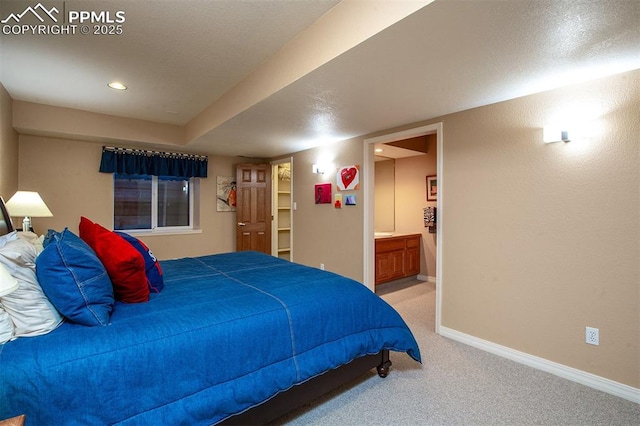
[{"left": 0, "top": 197, "right": 421, "bottom": 425}]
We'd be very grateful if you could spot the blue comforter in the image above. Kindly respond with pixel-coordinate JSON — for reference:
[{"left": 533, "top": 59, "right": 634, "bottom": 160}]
[{"left": 0, "top": 251, "right": 420, "bottom": 425}]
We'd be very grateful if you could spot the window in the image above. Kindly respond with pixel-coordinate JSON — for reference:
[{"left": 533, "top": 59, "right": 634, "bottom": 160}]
[{"left": 114, "top": 174, "right": 194, "bottom": 232}]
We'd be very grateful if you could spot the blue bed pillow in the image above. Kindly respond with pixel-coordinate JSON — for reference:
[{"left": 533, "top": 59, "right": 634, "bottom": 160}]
[
  {"left": 36, "top": 228, "right": 114, "bottom": 326},
  {"left": 116, "top": 232, "right": 164, "bottom": 293}
]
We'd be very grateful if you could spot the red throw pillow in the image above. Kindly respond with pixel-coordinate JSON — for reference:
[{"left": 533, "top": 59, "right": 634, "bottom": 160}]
[
  {"left": 79, "top": 216, "right": 97, "bottom": 248},
  {"left": 79, "top": 217, "right": 149, "bottom": 303}
]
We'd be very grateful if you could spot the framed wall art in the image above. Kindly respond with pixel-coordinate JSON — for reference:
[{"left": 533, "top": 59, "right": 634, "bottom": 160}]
[
  {"left": 336, "top": 165, "right": 360, "bottom": 190},
  {"left": 426, "top": 175, "right": 437, "bottom": 201},
  {"left": 345, "top": 194, "right": 357, "bottom": 206},
  {"left": 217, "top": 176, "right": 237, "bottom": 211},
  {"left": 314, "top": 183, "right": 332, "bottom": 204}
]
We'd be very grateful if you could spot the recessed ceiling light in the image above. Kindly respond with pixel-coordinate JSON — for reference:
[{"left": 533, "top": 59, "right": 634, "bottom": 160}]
[
  {"left": 108, "top": 81, "right": 127, "bottom": 90},
  {"left": 375, "top": 148, "right": 383, "bottom": 153}
]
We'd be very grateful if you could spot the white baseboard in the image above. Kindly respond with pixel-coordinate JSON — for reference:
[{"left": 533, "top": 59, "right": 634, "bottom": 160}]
[
  {"left": 438, "top": 326, "right": 640, "bottom": 404},
  {"left": 417, "top": 274, "right": 436, "bottom": 283}
]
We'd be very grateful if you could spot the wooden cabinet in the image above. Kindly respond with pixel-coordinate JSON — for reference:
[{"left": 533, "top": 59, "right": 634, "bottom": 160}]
[
  {"left": 375, "top": 234, "right": 421, "bottom": 286},
  {"left": 404, "top": 236, "right": 420, "bottom": 276},
  {"left": 375, "top": 237, "right": 406, "bottom": 283}
]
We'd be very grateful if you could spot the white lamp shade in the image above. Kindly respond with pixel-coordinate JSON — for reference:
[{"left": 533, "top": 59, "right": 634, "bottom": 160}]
[
  {"left": 0, "top": 263, "right": 19, "bottom": 297},
  {"left": 5, "top": 191, "right": 53, "bottom": 217}
]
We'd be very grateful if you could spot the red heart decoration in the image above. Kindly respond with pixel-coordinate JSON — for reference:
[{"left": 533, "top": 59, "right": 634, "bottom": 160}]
[{"left": 341, "top": 167, "right": 357, "bottom": 188}]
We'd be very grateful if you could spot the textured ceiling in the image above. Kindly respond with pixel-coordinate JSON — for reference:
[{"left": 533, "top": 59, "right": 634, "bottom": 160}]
[
  {"left": 1, "top": 0, "right": 340, "bottom": 125},
  {"left": 1, "top": 0, "right": 639, "bottom": 158}
]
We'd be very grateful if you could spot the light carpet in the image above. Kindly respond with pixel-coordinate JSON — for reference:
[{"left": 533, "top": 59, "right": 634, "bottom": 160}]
[{"left": 274, "top": 280, "right": 640, "bottom": 425}]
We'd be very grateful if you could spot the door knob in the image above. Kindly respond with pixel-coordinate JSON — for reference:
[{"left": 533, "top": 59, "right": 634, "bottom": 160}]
[{"left": 238, "top": 222, "right": 246, "bottom": 226}]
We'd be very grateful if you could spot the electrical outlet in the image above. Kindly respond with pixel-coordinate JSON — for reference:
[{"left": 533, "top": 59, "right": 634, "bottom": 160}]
[
  {"left": 320, "top": 263, "right": 325, "bottom": 270},
  {"left": 586, "top": 327, "right": 599, "bottom": 345}
]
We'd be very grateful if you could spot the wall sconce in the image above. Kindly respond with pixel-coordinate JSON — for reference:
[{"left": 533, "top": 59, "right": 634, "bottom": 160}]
[
  {"left": 543, "top": 125, "right": 571, "bottom": 143},
  {"left": 312, "top": 162, "right": 335, "bottom": 175}
]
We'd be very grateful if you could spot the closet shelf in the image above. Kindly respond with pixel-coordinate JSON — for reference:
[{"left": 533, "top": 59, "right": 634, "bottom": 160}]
[{"left": 275, "top": 162, "right": 292, "bottom": 261}]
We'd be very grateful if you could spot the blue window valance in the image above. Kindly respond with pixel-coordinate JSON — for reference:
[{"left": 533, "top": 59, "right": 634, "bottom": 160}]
[{"left": 99, "top": 146, "right": 208, "bottom": 178}]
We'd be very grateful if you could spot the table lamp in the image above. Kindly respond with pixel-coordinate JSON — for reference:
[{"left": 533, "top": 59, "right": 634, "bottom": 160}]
[{"left": 5, "top": 191, "right": 53, "bottom": 232}]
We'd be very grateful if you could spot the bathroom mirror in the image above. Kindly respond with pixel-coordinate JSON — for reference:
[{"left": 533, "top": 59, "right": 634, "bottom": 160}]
[{"left": 374, "top": 158, "right": 395, "bottom": 234}]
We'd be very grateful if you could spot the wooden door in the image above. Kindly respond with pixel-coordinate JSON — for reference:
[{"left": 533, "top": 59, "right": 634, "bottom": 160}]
[{"left": 236, "top": 164, "right": 272, "bottom": 253}]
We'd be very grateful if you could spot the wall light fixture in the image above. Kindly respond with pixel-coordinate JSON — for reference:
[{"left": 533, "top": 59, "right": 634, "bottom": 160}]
[
  {"left": 312, "top": 164, "right": 325, "bottom": 174},
  {"left": 543, "top": 125, "right": 571, "bottom": 143}
]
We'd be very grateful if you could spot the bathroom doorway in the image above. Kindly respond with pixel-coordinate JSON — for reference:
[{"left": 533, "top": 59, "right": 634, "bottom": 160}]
[{"left": 363, "top": 122, "right": 443, "bottom": 334}]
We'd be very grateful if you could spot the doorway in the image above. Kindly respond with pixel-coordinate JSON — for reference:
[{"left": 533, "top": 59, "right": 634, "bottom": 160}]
[
  {"left": 271, "top": 158, "right": 293, "bottom": 260},
  {"left": 363, "top": 122, "right": 443, "bottom": 334}
]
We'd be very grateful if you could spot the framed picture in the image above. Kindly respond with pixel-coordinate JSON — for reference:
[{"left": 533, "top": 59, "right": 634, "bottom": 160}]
[
  {"left": 345, "top": 194, "right": 357, "bottom": 206},
  {"left": 216, "top": 176, "right": 237, "bottom": 211},
  {"left": 336, "top": 165, "right": 360, "bottom": 190},
  {"left": 426, "top": 175, "right": 437, "bottom": 201},
  {"left": 314, "top": 183, "right": 332, "bottom": 204}
]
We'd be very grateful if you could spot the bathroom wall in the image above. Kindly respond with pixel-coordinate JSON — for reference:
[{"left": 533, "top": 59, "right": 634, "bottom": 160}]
[{"left": 394, "top": 151, "right": 437, "bottom": 279}]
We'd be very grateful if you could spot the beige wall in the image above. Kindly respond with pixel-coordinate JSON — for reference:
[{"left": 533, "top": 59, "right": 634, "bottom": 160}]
[
  {"left": 0, "top": 84, "right": 18, "bottom": 201},
  {"left": 13, "top": 101, "right": 184, "bottom": 151},
  {"left": 436, "top": 70, "right": 639, "bottom": 387},
  {"left": 17, "top": 135, "right": 245, "bottom": 260},
  {"left": 394, "top": 151, "right": 437, "bottom": 279},
  {"left": 289, "top": 69, "right": 639, "bottom": 388},
  {"left": 290, "top": 140, "right": 364, "bottom": 281}
]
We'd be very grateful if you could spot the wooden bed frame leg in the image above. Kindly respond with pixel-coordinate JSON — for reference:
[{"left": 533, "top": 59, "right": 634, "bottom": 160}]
[{"left": 376, "top": 350, "right": 392, "bottom": 378}]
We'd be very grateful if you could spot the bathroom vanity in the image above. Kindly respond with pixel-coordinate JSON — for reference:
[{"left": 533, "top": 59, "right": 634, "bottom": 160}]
[{"left": 374, "top": 233, "right": 421, "bottom": 286}]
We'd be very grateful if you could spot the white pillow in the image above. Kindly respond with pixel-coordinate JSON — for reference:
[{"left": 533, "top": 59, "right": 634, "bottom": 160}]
[
  {"left": 0, "top": 303, "right": 14, "bottom": 344},
  {"left": 0, "top": 238, "right": 63, "bottom": 337},
  {"left": 0, "top": 230, "right": 17, "bottom": 249},
  {"left": 0, "top": 263, "right": 18, "bottom": 343},
  {"left": 16, "top": 231, "right": 44, "bottom": 254},
  {"left": 0, "top": 259, "right": 19, "bottom": 296}
]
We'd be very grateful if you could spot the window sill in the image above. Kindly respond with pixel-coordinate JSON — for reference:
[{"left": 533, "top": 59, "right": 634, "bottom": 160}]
[{"left": 122, "top": 228, "right": 203, "bottom": 237}]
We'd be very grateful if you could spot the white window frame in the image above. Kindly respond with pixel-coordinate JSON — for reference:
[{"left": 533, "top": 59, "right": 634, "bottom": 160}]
[{"left": 114, "top": 175, "right": 201, "bottom": 236}]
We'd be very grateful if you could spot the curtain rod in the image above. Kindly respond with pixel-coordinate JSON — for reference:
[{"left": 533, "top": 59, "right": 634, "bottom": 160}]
[{"left": 102, "top": 146, "right": 208, "bottom": 160}]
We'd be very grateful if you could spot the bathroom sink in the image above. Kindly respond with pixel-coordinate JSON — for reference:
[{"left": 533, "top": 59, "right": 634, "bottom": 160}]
[{"left": 374, "top": 232, "right": 394, "bottom": 238}]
